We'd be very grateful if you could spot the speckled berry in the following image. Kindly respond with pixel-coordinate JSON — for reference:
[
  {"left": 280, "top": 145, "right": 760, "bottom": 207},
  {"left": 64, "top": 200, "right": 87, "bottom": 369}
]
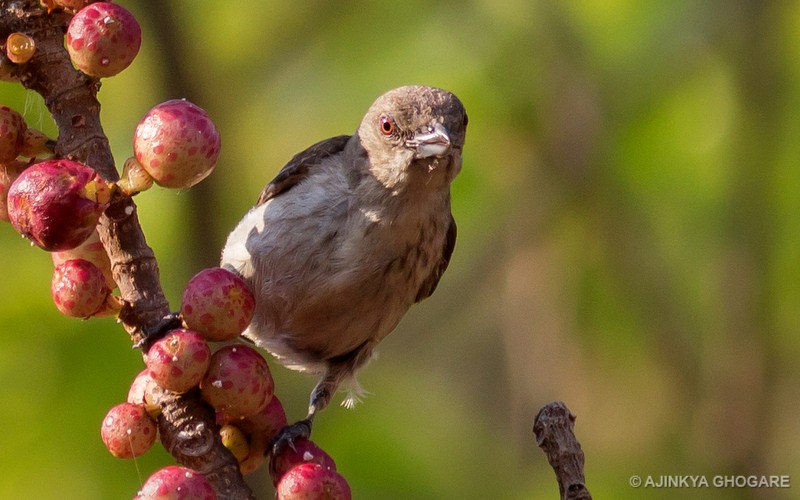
[
  {"left": 127, "top": 368, "right": 163, "bottom": 420},
  {"left": 101, "top": 402, "right": 156, "bottom": 459},
  {"left": 52, "top": 229, "right": 115, "bottom": 289},
  {"left": 7, "top": 159, "right": 111, "bottom": 251},
  {"left": 51, "top": 258, "right": 112, "bottom": 318},
  {"left": 236, "top": 395, "right": 288, "bottom": 474},
  {"left": 135, "top": 466, "right": 216, "bottom": 500},
  {"left": 19, "top": 128, "right": 53, "bottom": 158},
  {"left": 270, "top": 438, "right": 337, "bottom": 487},
  {"left": 201, "top": 345, "right": 273, "bottom": 420},
  {"left": 181, "top": 267, "right": 255, "bottom": 342},
  {"left": 276, "top": 463, "right": 351, "bottom": 500},
  {"left": 0, "top": 105, "right": 26, "bottom": 163},
  {"left": 134, "top": 99, "right": 221, "bottom": 189},
  {"left": 66, "top": 2, "right": 141, "bottom": 78},
  {"left": 145, "top": 329, "right": 211, "bottom": 394}
]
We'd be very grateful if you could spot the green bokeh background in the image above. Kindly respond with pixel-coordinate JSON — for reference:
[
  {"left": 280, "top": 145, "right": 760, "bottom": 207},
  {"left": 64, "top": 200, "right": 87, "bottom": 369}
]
[{"left": 2, "top": 1, "right": 799, "bottom": 498}]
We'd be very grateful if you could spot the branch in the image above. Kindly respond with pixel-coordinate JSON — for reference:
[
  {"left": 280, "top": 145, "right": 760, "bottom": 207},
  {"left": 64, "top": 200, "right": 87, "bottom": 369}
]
[
  {"left": 533, "top": 401, "right": 592, "bottom": 500},
  {"left": 0, "top": 2, "right": 254, "bottom": 498}
]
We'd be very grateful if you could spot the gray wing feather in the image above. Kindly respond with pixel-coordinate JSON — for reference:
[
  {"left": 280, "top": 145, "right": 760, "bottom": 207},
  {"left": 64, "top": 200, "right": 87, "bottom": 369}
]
[{"left": 256, "top": 135, "right": 351, "bottom": 205}]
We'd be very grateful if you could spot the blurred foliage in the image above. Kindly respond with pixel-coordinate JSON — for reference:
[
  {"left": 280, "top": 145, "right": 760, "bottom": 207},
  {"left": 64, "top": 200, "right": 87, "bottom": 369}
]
[{"left": 1, "top": 0, "right": 799, "bottom": 498}]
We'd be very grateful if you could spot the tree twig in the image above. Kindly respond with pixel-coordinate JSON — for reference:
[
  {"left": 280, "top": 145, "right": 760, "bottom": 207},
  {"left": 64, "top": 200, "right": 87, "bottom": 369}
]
[{"left": 533, "top": 401, "right": 592, "bottom": 500}]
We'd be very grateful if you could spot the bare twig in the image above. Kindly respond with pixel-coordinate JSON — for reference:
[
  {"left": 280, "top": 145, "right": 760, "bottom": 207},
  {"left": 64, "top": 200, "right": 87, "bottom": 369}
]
[{"left": 533, "top": 401, "right": 592, "bottom": 500}]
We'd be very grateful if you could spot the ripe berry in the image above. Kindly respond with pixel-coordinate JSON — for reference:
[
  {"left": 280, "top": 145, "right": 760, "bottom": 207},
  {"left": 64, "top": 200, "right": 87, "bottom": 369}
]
[
  {"left": 201, "top": 345, "right": 273, "bottom": 420},
  {"left": 270, "top": 438, "right": 337, "bottom": 487},
  {"left": 100, "top": 402, "right": 157, "bottom": 459},
  {"left": 66, "top": 2, "right": 141, "bottom": 78},
  {"left": 0, "top": 160, "right": 27, "bottom": 222},
  {"left": 134, "top": 99, "right": 221, "bottom": 189},
  {"left": 0, "top": 105, "right": 26, "bottom": 163},
  {"left": 51, "top": 229, "right": 115, "bottom": 289},
  {"left": 7, "top": 159, "right": 111, "bottom": 251},
  {"left": 51, "top": 258, "right": 112, "bottom": 318},
  {"left": 181, "top": 267, "right": 255, "bottom": 341},
  {"left": 236, "top": 395, "right": 288, "bottom": 474},
  {"left": 275, "top": 463, "right": 351, "bottom": 500},
  {"left": 135, "top": 466, "right": 216, "bottom": 500},
  {"left": 127, "top": 369, "right": 163, "bottom": 420},
  {"left": 145, "top": 329, "right": 211, "bottom": 394}
]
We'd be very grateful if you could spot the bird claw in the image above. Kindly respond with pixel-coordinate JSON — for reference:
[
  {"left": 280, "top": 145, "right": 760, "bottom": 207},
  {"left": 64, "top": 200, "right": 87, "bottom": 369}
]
[
  {"left": 134, "top": 312, "right": 183, "bottom": 352},
  {"left": 267, "top": 419, "right": 313, "bottom": 469}
]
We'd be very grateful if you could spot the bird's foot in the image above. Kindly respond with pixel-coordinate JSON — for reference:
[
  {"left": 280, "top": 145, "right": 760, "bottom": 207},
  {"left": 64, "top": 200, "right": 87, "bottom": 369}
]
[
  {"left": 267, "top": 418, "right": 313, "bottom": 461},
  {"left": 134, "top": 312, "right": 183, "bottom": 352}
]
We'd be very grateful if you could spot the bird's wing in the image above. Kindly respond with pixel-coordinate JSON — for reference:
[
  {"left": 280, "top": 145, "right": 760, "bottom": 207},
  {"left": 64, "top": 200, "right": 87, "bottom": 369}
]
[
  {"left": 415, "top": 214, "right": 457, "bottom": 303},
  {"left": 256, "top": 135, "right": 351, "bottom": 206}
]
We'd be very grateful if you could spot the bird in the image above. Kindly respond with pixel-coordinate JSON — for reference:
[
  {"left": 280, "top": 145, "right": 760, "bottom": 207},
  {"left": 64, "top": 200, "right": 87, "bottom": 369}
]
[{"left": 220, "top": 85, "right": 468, "bottom": 453}]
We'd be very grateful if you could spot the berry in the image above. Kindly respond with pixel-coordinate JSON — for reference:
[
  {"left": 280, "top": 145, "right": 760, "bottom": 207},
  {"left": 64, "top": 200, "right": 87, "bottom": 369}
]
[
  {"left": 5, "top": 33, "right": 36, "bottom": 65},
  {"left": 127, "top": 369, "right": 163, "bottom": 420},
  {"left": 200, "top": 345, "right": 273, "bottom": 420},
  {"left": 51, "top": 229, "right": 115, "bottom": 289},
  {"left": 219, "top": 423, "right": 250, "bottom": 463},
  {"left": 52, "top": 0, "right": 90, "bottom": 10},
  {"left": 19, "top": 128, "right": 53, "bottom": 158},
  {"left": 100, "top": 402, "right": 157, "bottom": 459},
  {"left": 145, "top": 329, "right": 211, "bottom": 393},
  {"left": 270, "top": 438, "right": 337, "bottom": 486},
  {"left": 134, "top": 99, "right": 221, "bottom": 189},
  {"left": 181, "top": 267, "right": 255, "bottom": 341},
  {"left": 51, "top": 258, "right": 112, "bottom": 318},
  {"left": 66, "top": 2, "right": 141, "bottom": 78},
  {"left": 135, "top": 466, "right": 216, "bottom": 500},
  {"left": 237, "top": 395, "right": 288, "bottom": 474},
  {"left": 0, "top": 105, "right": 26, "bottom": 163},
  {"left": 7, "top": 159, "right": 111, "bottom": 251},
  {"left": 275, "top": 463, "right": 351, "bottom": 500}
]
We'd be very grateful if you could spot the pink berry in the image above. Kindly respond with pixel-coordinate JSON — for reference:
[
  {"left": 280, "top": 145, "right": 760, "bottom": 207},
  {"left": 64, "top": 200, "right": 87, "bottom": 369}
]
[
  {"left": 127, "top": 368, "right": 163, "bottom": 420},
  {"left": 0, "top": 105, "right": 26, "bottom": 163},
  {"left": 270, "top": 438, "right": 337, "bottom": 486},
  {"left": 200, "top": 345, "right": 273, "bottom": 419},
  {"left": 100, "top": 402, "right": 156, "bottom": 459},
  {"left": 181, "top": 267, "right": 255, "bottom": 342},
  {"left": 275, "top": 463, "right": 351, "bottom": 500},
  {"left": 135, "top": 466, "right": 216, "bottom": 500},
  {"left": 134, "top": 99, "right": 221, "bottom": 189},
  {"left": 7, "top": 159, "right": 111, "bottom": 251},
  {"left": 66, "top": 2, "right": 141, "bottom": 78},
  {"left": 237, "top": 395, "right": 288, "bottom": 474},
  {"left": 145, "top": 329, "right": 211, "bottom": 393},
  {"left": 51, "top": 258, "right": 112, "bottom": 318},
  {"left": 51, "top": 229, "right": 115, "bottom": 289}
]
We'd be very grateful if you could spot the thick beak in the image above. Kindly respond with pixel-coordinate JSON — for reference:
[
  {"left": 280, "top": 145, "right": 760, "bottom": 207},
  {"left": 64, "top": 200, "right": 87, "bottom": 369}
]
[{"left": 410, "top": 122, "right": 451, "bottom": 159}]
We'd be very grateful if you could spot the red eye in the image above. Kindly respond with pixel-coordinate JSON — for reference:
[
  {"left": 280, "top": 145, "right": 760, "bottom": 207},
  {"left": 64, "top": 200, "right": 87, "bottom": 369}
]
[{"left": 379, "top": 116, "right": 394, "bottom": 135}]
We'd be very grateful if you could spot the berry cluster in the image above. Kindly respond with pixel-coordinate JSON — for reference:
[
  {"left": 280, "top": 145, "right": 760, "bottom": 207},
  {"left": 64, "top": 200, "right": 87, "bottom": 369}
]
[{"left": 2, "top": 3, "right": 351, "bottom": 497}]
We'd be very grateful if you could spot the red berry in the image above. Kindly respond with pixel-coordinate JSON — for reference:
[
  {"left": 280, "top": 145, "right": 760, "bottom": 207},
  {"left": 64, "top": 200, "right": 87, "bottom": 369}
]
[
  {"left": 135, "top": 466, "right": 216, "bottom": 500},
  {"left": 0, "top": 105, "right": 26, "bottom": 163},
  {"left": 145, "top": 329, "right": 211, "bottom": 393},
  {"left": 66, "top": 2, "right": 141, "bottom": 78},
  {"left": 270, "top": 438, "right": 337, "bottom": 486},
  {"left": 7, "top": 159, "right": 111, "bottom": 251},
  {"left": 100, "top": 402, "right": 156, "bottom": 459},
  {"left": 237, "top": 395, "right": 288, "bottom": 474},
  {"left": 51, "top": 229, "right": 115, "bottom": 289},
  {"left": 275, "top": 463, "right": 351, "bottom": 500},
  {"left": 134, "top": 99, "right": 221, "bottom": 189},
  {"left": 51, "top": 258, "right": 112, "bottom": 318},
  {"left": 181, "top": 267, "right": 255, "bottom": 341},
  {"left": 200, "top": 345, "right": 273, "bottom": 419},
  {"left": 127, "top": 369, "right": 163, "bottom": 420}
]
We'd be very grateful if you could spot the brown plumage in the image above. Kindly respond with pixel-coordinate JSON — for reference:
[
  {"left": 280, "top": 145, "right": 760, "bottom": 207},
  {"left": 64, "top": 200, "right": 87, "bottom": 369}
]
[{"left": 221, "top": 85, "right": 467, "bottom": 452}]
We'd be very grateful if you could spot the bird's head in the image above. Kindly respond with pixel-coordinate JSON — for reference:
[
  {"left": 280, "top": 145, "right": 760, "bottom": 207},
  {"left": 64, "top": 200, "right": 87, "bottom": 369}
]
[{"left": 357, "top": 85, "right": 468, "bottom": 190}]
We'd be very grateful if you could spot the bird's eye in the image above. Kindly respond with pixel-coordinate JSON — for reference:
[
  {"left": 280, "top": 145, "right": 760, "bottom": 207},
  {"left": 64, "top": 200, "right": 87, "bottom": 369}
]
[{"left": 379, "top": 116, "right": 395, "bottom": 136}]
